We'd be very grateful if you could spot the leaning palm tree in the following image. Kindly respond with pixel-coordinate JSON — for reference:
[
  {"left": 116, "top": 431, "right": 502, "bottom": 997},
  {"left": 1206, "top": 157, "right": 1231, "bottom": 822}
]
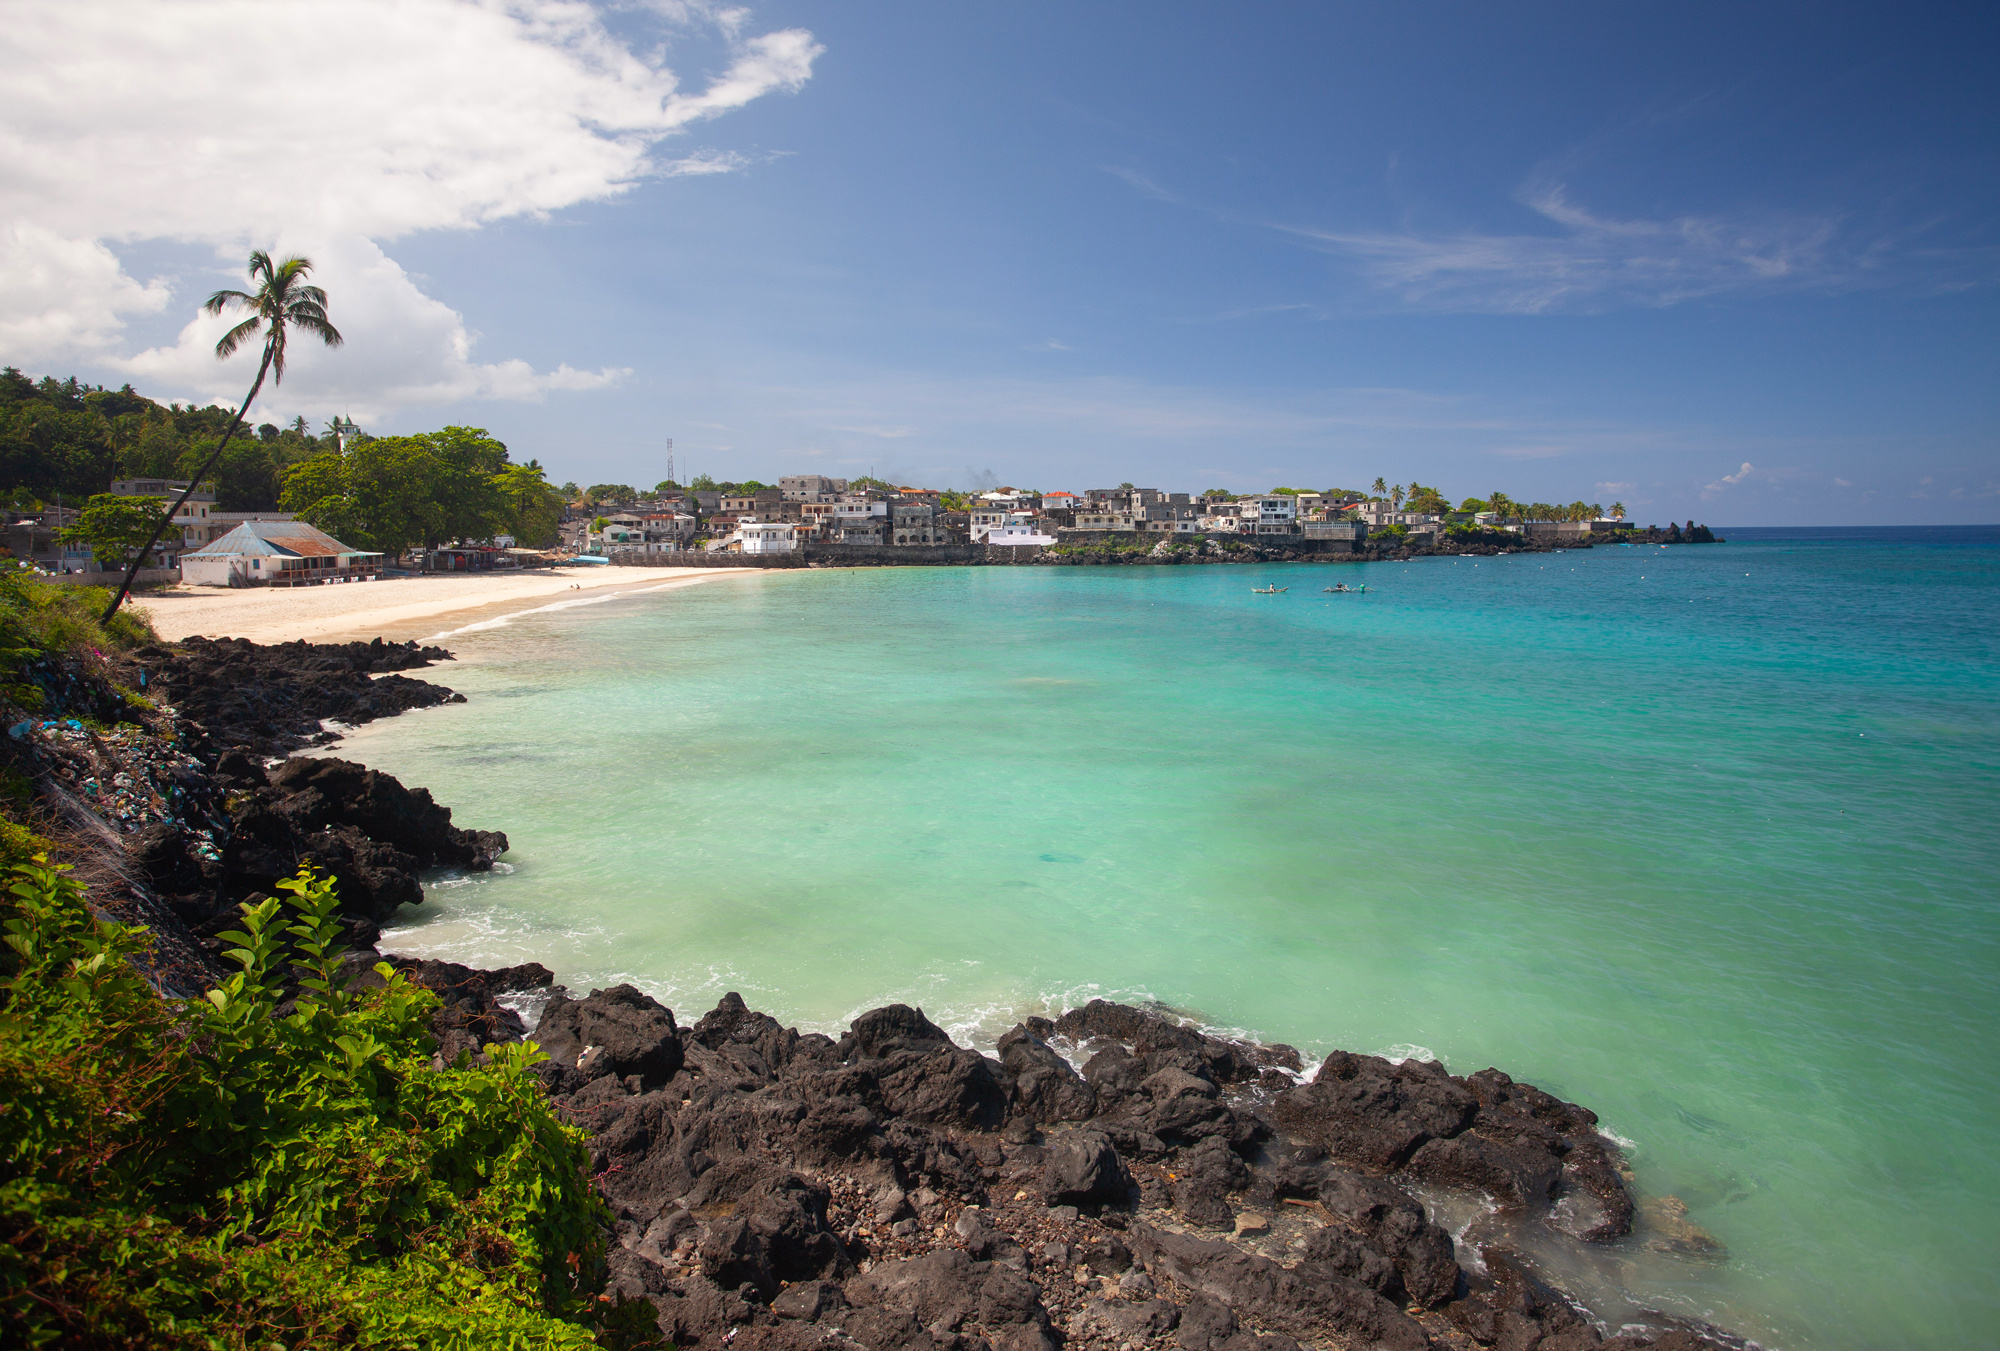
[
  {"left": 101, "top": 251, "right": 342, "bottom": 620},
  {"left": 1371, "top": 476, "right": 1388, "bottom": 500}
]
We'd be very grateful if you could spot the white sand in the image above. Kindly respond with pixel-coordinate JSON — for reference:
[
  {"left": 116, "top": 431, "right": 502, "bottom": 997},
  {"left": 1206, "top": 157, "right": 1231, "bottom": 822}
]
[{"left": 132, "top": 567, "right": 741, "bottom": 645}]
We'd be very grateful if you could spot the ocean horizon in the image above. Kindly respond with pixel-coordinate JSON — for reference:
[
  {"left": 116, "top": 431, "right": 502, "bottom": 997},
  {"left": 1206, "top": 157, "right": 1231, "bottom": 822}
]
[{"left": 340, "top": 525, "right": 1999, "bottom": 1351}]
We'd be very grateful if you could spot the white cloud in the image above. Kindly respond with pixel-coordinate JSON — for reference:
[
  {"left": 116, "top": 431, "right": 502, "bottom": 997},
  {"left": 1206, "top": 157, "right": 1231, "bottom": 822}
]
[
  {"left": 1701, "top": 461, "right": 1757, "bottom": 500},
  {"left": 121, "top": 237, "right": 629, "bottom": 421},
  {"left": 1595, "top": 481, "right": 1637, "bottom": 492},
  {"left": 0, "top": 0, "right": 818, "bottom": 407},
  {"left": 1113, "top": 155, "right": 1994, "bottom": 315},
  {"left": 0, "top": 222, "right": 171, "bottom": 355},
  {"left": 1834, "top": 477, "right": 1854, "bottom": 487},
  {"left": 1279, "top": 184, "right": 1848, "bottom": 314}
]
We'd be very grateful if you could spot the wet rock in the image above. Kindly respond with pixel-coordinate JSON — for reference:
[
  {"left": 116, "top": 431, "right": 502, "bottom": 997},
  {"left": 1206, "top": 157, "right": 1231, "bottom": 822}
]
[
  {"left": 384, "top": 956, "right": 552, "bottom": 1058},
  {"left": 1448, "top": 1249, "right": 1601, "bottom": 1350},
  {"left": 1315, "top": 1171, "right": 1460, "bottom": 1308},
  {"left": 1406, "top": 1133, "right": 1560, "bottom": 1208},
  {"left": 878, "top": 1045, "right": 1012, "bottom": 1131},
  {"left": 532, "top": 984, "right": 683, "bottom": 1088},
  {"left": 1270, "top": 1050, "right": 1476, "bottom": 1170},
  {"left": 1172, "top": 1135, "right": 1252, "bottom": 1227},
  {"left": 138, "top": 636, "right": 462, "bottom": 758},
  {"left": 841, "top": 1003, "right": 954, "bottom": 1060},
  {"left": 1041, "top": 1128, "right": 1133, "bottom": 1209},
  {"left": 998, "top": 1022, "right": 1098, "bottom": 1123}
]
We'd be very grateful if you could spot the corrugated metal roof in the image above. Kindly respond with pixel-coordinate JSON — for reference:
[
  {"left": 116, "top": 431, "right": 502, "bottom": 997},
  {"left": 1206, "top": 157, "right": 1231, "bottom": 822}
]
[{"left": 181, "top": 519, "right": 371, "bottom": 560}]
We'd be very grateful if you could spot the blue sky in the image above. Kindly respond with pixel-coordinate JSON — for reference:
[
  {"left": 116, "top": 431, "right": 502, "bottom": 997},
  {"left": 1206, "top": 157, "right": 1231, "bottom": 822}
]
[{"left": 6, "top": 1, "right": 1995, "bottom": 523}]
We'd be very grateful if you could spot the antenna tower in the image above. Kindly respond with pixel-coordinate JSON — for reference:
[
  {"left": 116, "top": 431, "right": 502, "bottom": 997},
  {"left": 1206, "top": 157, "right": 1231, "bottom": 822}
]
[{"left": 666, "top": 438, "right": 674, "bottom": 489}]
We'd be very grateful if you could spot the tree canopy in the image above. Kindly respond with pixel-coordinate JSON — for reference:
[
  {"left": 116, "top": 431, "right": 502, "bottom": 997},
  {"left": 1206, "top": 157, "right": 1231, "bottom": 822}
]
[
  {"left": 282, "top": 427, "right": 561, "bottom": 556},
  {"left": 59, "top": 494, "right": 171, "bottom": 566}
]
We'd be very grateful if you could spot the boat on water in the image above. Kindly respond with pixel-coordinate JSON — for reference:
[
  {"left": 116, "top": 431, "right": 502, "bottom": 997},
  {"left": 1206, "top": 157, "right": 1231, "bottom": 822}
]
[
  {"left": 1323, "top": 584, "right": 1368, "bottom": 593},
  {"left": 1251, "top": 585, "right": 1288, "bottom": 593}
]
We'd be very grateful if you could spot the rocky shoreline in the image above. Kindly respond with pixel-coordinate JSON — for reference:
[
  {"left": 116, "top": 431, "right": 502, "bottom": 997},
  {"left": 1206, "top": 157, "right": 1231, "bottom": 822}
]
[
  {"left": 389, "top": 968, "right": 1753, "bottom": 1351},
  {"left": 9, "top": 636, "right": 1756, "bottom": 1351}
]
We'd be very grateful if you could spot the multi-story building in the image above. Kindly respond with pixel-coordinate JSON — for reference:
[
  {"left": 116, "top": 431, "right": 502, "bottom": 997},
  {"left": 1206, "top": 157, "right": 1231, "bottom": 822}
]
[
  {"left": 889, "top": 502, "right": 950, "bottom": 545},
  {"left": 740, "top": 521, "right": 797, "bottom": 554},
  {"left": 110, "top": 478, "right": 217, "bottom": 562},
  {"left": 779, "top": 475, "right": 849, "bottom": 502},
  {"left": 722, "top": 489, "right": 784, "bottom": 515},
  {"left": 1072, "top": 510, "right": 1137, "bottom": 531}
]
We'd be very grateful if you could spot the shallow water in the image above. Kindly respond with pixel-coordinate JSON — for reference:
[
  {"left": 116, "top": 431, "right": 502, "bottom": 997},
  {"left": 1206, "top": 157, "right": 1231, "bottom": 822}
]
[{"left": 350, "top": 527, "right": 2000, "bottom": 1351}]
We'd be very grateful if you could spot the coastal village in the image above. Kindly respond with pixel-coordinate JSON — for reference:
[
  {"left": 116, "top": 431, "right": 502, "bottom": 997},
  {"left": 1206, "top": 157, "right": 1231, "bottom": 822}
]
[
  {"left": 558, "top": 476, "right": 1649, "bottom": 560},
  {"left": 5, "top": 469, "right": 1717, "bottom": 586}
]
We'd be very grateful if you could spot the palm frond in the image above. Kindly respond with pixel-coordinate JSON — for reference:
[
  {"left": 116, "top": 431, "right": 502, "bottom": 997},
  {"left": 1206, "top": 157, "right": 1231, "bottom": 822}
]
[
  {"left": 215, "top": 316, "right": 264, "bottom": 360},
  {"left": 204, "top": 288, "right": 255, "bottom": 316},
  {"left": 289, "top": 315, "right": 345, "bottom": 349}
]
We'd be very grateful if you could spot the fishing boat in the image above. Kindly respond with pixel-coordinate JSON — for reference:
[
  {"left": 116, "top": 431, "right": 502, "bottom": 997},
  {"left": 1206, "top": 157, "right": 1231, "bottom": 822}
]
[
  {"left": 1323, "top": 584, "right": 1368, "bottom": 593},
  {"left": 1251, "top": 585, "right": 1288, "bottom": 593}
]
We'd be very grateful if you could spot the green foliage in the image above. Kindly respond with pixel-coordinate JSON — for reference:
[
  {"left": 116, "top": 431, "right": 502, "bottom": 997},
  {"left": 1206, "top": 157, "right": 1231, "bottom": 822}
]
[
  {"left": 0, "top": 366, "right": 329, "bottom": 511},
  {"left": 283, "top": 428, "right": 557, "bottom": 556},
  {"left": 0, "top": 563, "right": 155, "bottom": 693},
  {"left": 58, "top": 494, "right": 173, "bottom": 566},
  {"left": 0, "top": 854, "right": 637, "bottom": 1349},
  {"left": 1368, "top": 524, "right": 1410, "bottom": 542},
  {"left": 1403, "top": 483, "right": 1451, "bottom": 516},
  {"left": 582, "top": 484, "right": 638, "bottom": 505},
  {"left": 1199, "top": 489, "right": 1236, "bottom": 501},
  {"left": 687, "top": 474, "right": 716, "bottom": 491},
  {"left": 1458, "top": 497, "right": 1489, "bottom": 513}
]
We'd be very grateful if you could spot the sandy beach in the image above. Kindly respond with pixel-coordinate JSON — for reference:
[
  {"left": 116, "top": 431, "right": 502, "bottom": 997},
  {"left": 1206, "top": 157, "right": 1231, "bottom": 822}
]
[{"left": 131, "top": 567, "right": 742, "bottom": 645}]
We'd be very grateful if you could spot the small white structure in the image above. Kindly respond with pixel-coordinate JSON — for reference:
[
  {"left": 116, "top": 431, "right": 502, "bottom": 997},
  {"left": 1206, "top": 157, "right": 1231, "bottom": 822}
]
[
  {"left": 985, "top": 522, "right": 1055, "bottom": 547},
  {"left": 179, "top": 520, "right": 381, "bottom": 587},
  {"left": 970, "top": 510, "right": 1042, "bottom": 542},
  {"left": 740, "top": 521, "right": 797, "bottom": 554}
]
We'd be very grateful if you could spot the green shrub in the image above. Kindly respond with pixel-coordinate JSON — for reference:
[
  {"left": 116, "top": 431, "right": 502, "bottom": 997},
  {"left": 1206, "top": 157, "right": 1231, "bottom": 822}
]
[{"left": 0, "top": 851, "right": 640, "bottom": 1349}]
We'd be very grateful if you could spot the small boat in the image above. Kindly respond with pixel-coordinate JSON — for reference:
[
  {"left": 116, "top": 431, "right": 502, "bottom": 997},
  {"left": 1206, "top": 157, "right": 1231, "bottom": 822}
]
[
  {"left": 1251, "top": 585, "right": 1288, "bottom": 594},
  {"left": 1324, "top": 584, "right": 1368, "bottom": 593}
]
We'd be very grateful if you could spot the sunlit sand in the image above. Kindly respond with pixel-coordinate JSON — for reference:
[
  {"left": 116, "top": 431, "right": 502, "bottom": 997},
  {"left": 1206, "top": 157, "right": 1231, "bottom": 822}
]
[{"left": 130, "top": 566, "right": 737, "bottom": 645}]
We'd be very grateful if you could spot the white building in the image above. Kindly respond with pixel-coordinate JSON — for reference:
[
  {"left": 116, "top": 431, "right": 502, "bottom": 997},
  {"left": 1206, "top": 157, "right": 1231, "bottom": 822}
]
[
  {"left": 740, "top": 520, "right": 798, "bottom": 554},
  {"left": 1250, "top": 495, "right": 1299, "bottom": 525},
  {"left": 985, "top": 522, "right": 1056, "bottom": 547},
  {"left": 178, "top": 520, "right": 382, "bottom": 587},
  {"left": 970, "top": 507, "right": 1034, "bottom": 540}
]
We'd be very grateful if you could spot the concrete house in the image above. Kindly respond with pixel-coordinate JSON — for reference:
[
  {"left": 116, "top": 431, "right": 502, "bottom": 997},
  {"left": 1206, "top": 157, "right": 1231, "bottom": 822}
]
[{"left": 178, "top": 520, "right": 381, "bottom": 587}]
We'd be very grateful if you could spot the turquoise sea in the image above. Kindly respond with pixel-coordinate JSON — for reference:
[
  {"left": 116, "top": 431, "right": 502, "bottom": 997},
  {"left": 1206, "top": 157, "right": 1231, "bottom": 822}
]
[{"left": 346, "top": 527, "right": 1999, "bottom": 1351}]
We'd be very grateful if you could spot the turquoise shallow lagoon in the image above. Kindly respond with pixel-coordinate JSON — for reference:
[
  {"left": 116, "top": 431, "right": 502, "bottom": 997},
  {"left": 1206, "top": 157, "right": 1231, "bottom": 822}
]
[{"left": 352, "top": 527, "right": 1999, "bottom": 1351}]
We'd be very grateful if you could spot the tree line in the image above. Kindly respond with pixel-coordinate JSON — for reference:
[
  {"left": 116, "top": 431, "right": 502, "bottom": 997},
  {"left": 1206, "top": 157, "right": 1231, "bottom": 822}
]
[{"left": 1, "top": 369, "right": 565, "bottom": 558}]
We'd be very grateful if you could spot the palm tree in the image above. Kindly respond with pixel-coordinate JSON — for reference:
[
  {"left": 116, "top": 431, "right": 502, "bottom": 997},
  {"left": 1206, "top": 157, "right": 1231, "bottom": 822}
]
[
  {"left": 287, "top": 414, "right": 311, "bottom": 437},
  {"left": 1391, "top": 484, "right": 1405, "bottom": 509},
  {"left": 1609, "top": 501, "right": 1625, "bottom": 520},
  {"left": 1371, "top": 476, "right": 1388, "bottom": 501},
  {"left": 102, "top": 252, "right": 342, "bottom": 620}
]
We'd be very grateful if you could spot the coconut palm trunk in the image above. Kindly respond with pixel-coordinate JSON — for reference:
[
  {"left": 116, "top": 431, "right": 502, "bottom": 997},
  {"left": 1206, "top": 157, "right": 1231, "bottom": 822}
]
[
  {"left": 99, "top": 250, "right": 339, "bottom": 623},
  {"left": 99, "top": 350, "right": 272, "bottom": 622}
]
